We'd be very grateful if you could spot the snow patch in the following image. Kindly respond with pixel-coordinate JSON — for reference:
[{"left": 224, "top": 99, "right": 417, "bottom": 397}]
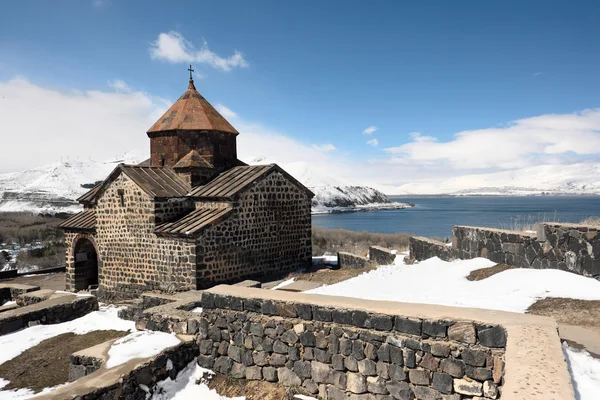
[
  {"left": 0, "top": 305, "right": 134, "bottom": 366},
  {"left": 151, "top": 361, "right": 243, "bottom": 400},
  {"left": 271, "top": 278, "right": 295, "bottom": 291},
  {"left": 563, "top": 343, "right": 600, "bottom": 400},
  {"left": 307, "top": 256, "right": 600, "bottom": 313},
  {"left": 106, "top": 331, "right": 181, "bottom": 368}
]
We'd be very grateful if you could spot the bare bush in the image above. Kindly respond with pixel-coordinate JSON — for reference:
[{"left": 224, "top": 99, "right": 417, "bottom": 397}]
[
  {"left": 580, "top": 216, "right": 600, "bottom": 227},
  {"left": 16, "top": 242, "right": 66, "bottom": 271},
  {"left": 499, "top": 211, "right": 559, "bottom": 232},
  {"left": 0, "top": 212, "right": 66, "bottom": 245},
  {"left": 312, "top": 226, "right": 409, "bottom": 256}
]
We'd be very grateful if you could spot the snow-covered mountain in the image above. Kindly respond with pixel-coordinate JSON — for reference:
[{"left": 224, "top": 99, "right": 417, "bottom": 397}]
[
  {"left": 380, "top": 162, "right": 600, "bottom": 196},
  {"left": 0, "top": 153, "right": 411, "bottom": 214},
  {"left": 0, "top": 151, "right": 144, "bottom": 214}
]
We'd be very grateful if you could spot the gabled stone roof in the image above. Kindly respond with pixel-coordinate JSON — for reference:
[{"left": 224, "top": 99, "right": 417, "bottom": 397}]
[
  {"left": 78, "top": 164, "right": 191, "bottom": 204},
  {"left": 173, "top": 150, "right": 214, "bottom": 169},
  {"left": 155, "top": 207, "right": 233, "bottom": 237},
  {"left": 190, "top": 164, "right": 314, "bottom": 199},
  {"left": 59, "top": 210, "right": 96, "bottom": 231},
  {"left": 147, "top": 80, "right": 239, "bottom": 135}
]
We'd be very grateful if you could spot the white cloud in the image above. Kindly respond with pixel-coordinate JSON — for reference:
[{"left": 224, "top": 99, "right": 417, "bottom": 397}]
[
  {"left": 367, "top": 138, "right": 379, "bottom": 147},
  {"left": 149, "top": 31, "right": 248, "bottom": 72},
  {"left": 409, "top": 132, "right": 436, "bottom": 142},
  {"left": 363, "top": 126, "right": 378, "bottom": 135},
  {"left": 384, "top": 109, "right": 600, "bottom": 170},
  {"left": 533, "top": 72, "right": 544, "bottom": 77},
  {"left": 108, "top": 79, "right": 130, "bottom": 92},
  {"left": 5, "top": 77, "right": 600, "bottom": 194},
  {"left": 0, "top": 80, "right": 356, "bottom": 184},
  {"left": 0, "top": 77, "right": 167, "bottom": 173},
  {"left": 311, "top": 143, "right": 337, "bottom": 152},
  {"left": 215, "top": 104, "right": 238, "bottom": 119}
]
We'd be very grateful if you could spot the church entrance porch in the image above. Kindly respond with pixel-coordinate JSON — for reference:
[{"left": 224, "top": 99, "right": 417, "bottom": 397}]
[{"left": 72, "top": 237, "right": 99, "bottom": 291}]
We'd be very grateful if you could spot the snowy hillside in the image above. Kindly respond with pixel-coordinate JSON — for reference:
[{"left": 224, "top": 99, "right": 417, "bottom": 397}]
[
  {"left": 246, "top": 158, "right": 412, "bottom": 213},
  {"left": 0, "top": 151, "right": 144, "bottom": 213},
  {"left": 0, "top": 153, "right": 411, "bottom": 214},
  {"left": 381, "top": 162, "right": 600, "bottom": 196}
]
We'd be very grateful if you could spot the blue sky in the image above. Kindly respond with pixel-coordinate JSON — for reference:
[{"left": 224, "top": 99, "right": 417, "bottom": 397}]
[{"left": 1, "top": 1, "right": 599, "bottom": 187}]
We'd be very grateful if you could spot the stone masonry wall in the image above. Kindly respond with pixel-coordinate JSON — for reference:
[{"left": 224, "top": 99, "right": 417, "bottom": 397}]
[
  {"left": 198, "top": 291, "right": 506, "bottom": 400},
  {"left": 154, "top": 197, "right": 194, "bottom": 225},
  {"left": 0, "top": 295, "right": 98, "bottom": 335},
  {"left": 95, "top": 174, "right": 197, "bottom": 299},
  {"left": 409, "top": 237, "right": 456, "bottom": 263},
  {"left": 195, "top": 171, "right": 312, "bottom": 288},
  {"left": 410, "top": 223, "right": 600, "bottom": 280}
]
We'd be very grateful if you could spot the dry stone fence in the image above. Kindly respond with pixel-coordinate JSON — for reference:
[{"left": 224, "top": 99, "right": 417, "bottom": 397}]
[
  {"left": 192, "top": 285, "right": 575, "bottom": 400},
  {"left": 410, "top": 222, "right": 600, "bottom": 279}
]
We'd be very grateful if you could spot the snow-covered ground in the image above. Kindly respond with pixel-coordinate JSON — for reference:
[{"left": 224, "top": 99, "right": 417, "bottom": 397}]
[
  {"left": 106, "top": 330, "right": 181, "bottom": 368},
  {"left": 0, "top": 306, "right": 135, "bottom": 399},
  {"left": 0, "top": 306, "right": 134, "bottom": 366},
  {"left": 0, "top": 151, "right": 143, "bottom": 214},
  {"left": 151, "top": 362, "right": 243, "bottom": 400},
  {"left": 307, "top": 255, "right": 600, "bottom": 312},
  {"left": 307, "top": 255, "right": 600, "bottom": 400},
  {"left": 563, "top": 343, "right": 600, "bottom": 400}
]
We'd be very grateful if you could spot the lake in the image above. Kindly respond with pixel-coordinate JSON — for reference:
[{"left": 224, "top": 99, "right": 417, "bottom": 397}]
[{"left": 311, "top": 196, "right": 600, "bottom": 238}]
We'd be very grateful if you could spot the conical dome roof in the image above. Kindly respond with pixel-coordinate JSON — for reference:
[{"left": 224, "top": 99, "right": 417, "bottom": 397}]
[{"left": 147, "top": 80, "right": 238, "bottom": 135}]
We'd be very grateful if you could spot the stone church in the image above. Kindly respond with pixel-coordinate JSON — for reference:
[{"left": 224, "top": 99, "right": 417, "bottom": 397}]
[{"left": 60, "top": 73, "right": 313, "bottom": 299}]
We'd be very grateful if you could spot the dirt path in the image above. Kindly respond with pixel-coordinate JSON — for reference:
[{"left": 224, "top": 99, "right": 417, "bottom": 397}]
[{"left": 3, "top": 272, "right": 65, "bottom": 291}]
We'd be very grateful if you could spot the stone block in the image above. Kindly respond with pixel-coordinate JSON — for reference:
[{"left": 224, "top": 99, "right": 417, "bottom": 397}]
[
  {"left": 439, "top": 358, "right": 464, "bottom": 378},
  {"left": 347, "top": 372, "right": 367, "bottom": 394},
  {"left": 277, "top": 367, "right": 301, "bottom": 386},
  {"left": 263, "top": 366, "right": 278, "bottom": 382},
  {"left": 477, "top": 325, "right": 506, "bottom": 348},
  {"left": 461, "top": 348, "right": 486, "bottom": 367},
  {"left": 311, "top": 361, "right": 331, "bottom": 383},
  {"left": 386, "top": 381, "right": 413, "bottom": 400},
  {"left": 338, "top": 252, "right": 374, "bottom": 269},
  {"left": 412, "top": 385, "right": 442, "bottom": 400},
  {"left": 453, "top": 378, "right": 482, "bottom": 396},
  {"left": 394, "top": 317, "right": 422, "bottom": 336},
  {"left": 432, "top": 372, "right": 453, "bottom": 394},
  {"left": 367, "top": 376, "right": 389, "bottom": 394},
  {"left": 245, "top": 366, "right": 262, "bottom": 380},
  {"left": 422, "top": 320, "right": 447, "bottom": 338},
  {"left": 448, "top": 322, "right": 476, "bottom": 344},
  {"left": 369, "top": 246, "right": 397, "bottom": 265},
  {"left": 409, "top": 369, "right": 430, "bottom": 385},
  {"left": 358, "top": 359, "right": 377, "bottom": 376}
]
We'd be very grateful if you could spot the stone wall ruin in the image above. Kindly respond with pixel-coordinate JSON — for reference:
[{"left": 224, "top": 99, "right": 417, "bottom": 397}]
[{"left": 410, "top": 222, "right": 600, "bottom": 280}]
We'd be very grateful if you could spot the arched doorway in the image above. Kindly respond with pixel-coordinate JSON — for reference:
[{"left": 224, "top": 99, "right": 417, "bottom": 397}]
[{"left": 73, "top": 238, "right": 99, "bottom": 290}]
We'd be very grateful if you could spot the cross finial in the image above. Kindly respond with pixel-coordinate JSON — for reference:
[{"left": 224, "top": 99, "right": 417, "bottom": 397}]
[{"left": 188, "top": 64, "right": 194, "bottom": 81}]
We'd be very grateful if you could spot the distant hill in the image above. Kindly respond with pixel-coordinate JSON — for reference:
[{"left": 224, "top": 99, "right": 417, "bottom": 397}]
[{"left": 376, "top": 162, "right": 600, "bottom": 196}]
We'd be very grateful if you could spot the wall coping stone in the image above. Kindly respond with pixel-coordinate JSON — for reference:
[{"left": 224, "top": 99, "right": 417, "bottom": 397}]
[
  {"left": 453, "top": 225, "right": 537, "bottom": 237},
  {"left": 36, "top": 334, "right": 197, "bottom": 400},
  {"left": 204, "top": 284, "right": 575, "bottom": 400},
  {"left": 411, "top": 236, "right": 449, "bottom": 246}
]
